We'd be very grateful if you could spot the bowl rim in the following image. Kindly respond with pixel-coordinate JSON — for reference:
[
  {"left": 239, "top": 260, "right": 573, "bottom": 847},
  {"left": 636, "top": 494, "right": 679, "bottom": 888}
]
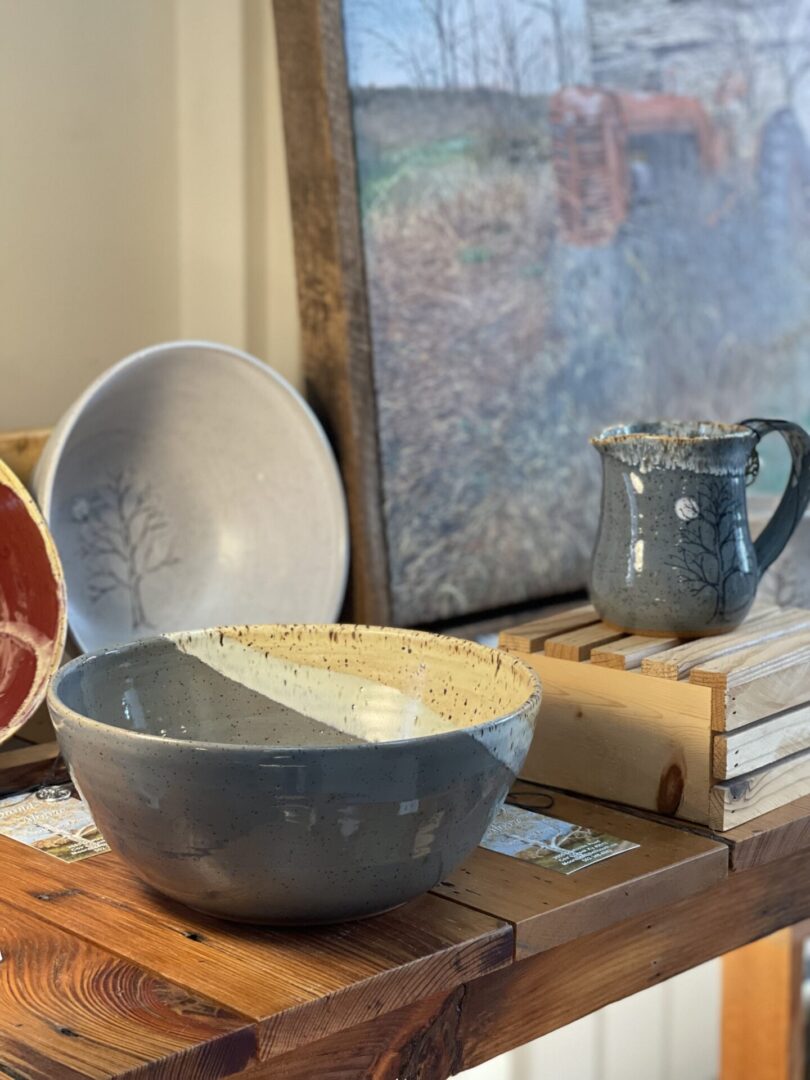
[
  {"left": 0, "top": 458, "right": 68, "bottom": 744},
  {"left": 31, "top": 339, "right": 350, "bottom": 647},
  {"left": 47, "top": 623, "right": 542, "bottom": 754}
]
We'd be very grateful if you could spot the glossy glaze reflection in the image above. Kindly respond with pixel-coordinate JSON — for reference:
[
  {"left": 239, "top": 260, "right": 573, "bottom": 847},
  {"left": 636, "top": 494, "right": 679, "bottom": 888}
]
[
  {"left": 590, "top": 419, "right": 810, "bottom": 635},
  {"left": 48, "top": 624, "right": 542, "bottom": 924}
]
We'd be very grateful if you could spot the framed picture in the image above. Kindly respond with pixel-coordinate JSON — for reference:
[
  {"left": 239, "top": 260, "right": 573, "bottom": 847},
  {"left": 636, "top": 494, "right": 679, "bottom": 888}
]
[{"left": 274, "top": 0, "right": 810, "bottom": 626}]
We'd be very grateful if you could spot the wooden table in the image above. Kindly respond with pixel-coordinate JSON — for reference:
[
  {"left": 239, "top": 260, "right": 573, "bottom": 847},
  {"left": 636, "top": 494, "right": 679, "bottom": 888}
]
[{"left": 5, "top": 757, "right": 810, "bottom": 1080}]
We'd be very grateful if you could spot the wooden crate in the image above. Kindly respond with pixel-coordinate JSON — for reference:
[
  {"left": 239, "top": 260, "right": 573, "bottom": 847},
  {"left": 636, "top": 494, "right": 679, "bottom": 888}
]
[{"left": 500, "top": 604, "right": 810, "bottom": 831}]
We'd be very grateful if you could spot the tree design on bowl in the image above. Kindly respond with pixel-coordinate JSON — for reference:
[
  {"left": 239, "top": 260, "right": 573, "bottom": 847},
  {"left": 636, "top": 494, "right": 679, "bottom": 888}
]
[{"left": 70, "top": 470, "right": 179, "bottom": 630}]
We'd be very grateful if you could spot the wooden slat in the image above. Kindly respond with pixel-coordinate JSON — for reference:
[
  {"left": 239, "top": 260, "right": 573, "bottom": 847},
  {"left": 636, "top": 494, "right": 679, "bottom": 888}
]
[
  {"left": 0, "top": 740, "right": 64, "bottom": 797},
  {"left": 544, "top": 622, "right": 627, "bottom": 661},
  {"left": 498, "top": 604, "right": 598, "bottom": 654},
  {"left": 710, "top": 747, "right": 810, "bottom": 830},
  {"left": 720, "top": 794, "right": 810, "bottom": 871},
  {"left": 690, "top": 627, "right": 810, "bottom": 731},
  {"left": 0, "top": 428, "right": 49, "bottom": 488},
  {"left": 642, "top": 608, "right": 810, "bottom": 681},
  {"left": 721, "top": 926, "right": 807, "bottom": 1080},
  {"left": 0, "top": 836, "right": 511, "bottom": 1062},
  {"left": 591, "top": 634, "right": 681, "bottom": 670},
  {"left": 432, "top": 787, "right": 726, "bottom": 959},
  {"left": 714, "top": 701, "right": 810, "bottom": 779},
  {"left": 0, "top": 898, "right": 256, "bottom": 1079},
  {"left": 265, "top": 843, "right": 810, "bottom": 1079},
  {"left": 520, "top": 655, "right": 713, "bottom": 822}
]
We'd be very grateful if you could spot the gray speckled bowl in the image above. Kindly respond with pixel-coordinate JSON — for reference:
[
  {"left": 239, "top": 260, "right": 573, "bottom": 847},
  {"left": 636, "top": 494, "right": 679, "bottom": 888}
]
[{"left": 47, "top": 624, "right": 542, "bottom": 924}]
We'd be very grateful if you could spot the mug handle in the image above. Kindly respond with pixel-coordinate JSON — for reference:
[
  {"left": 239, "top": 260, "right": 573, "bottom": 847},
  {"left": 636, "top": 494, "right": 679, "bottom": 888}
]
[{"left": 740, "top": 418, "right": 810, "bottom": 578}]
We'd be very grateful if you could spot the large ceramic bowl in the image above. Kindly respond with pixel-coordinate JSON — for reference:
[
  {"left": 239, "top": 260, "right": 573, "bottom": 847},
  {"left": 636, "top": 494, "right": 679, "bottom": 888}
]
[
  {"left": 48, "top": 624, "right": 542, "bottom": 923},
  {"left": 32, "top": 341, "right": 349, "bottom": 652},
  {"left": 0, "top": 459, "right": 66, "bottom": 744}
]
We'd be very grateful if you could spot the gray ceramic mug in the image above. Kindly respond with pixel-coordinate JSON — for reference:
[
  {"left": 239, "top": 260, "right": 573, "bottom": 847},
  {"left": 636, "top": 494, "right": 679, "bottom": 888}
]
[{"left": 590, "top": 419, "right": 810, "bottom": 636}]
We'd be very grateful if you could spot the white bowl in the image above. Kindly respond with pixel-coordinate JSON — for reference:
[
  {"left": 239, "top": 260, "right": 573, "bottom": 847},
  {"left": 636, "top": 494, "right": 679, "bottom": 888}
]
[{"left": 33, "top": 341, "right": 349, "bottom": 651}]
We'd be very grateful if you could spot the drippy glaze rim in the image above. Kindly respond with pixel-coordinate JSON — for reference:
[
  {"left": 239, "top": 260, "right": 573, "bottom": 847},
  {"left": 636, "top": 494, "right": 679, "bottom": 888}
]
[
  {"left": 591, "top": 420, "right": 753, "bottom": 446},
  {"left": 48, "top": 623, "right": 542, "bottom": 754},
  {"left": 1, "top": 459, "right": 68, "bottom": 740}
]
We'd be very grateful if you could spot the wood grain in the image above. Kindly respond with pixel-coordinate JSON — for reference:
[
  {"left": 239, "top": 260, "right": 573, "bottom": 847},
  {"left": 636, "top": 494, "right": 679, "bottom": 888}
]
[
  {"left": 591, "top": 634, "right": 681, "bottom": 670},
  {"left": 714, "top": 701, "right": 810, "bottom": 779},
  {"left": 454, "top": 843, "right": 810, "bottom": 1073},
  {"left": 263, "top": 843, "right": 810, "bottom": 1079},
  {"left": 432, "top": 787, "right": 726, "bottom": 958},
  {"left": 498, "top": 604, "right": 598, "bottom": 654},
  {"left": 722, "top": 925, "right": 807, "bottom": 1080},
  {"left": 711, "top": 747, "right": 810, "bottom": 830},
  {"left": 0, "top": 898, "right": 256, "bottom": 1080},
  {"left": 0, "top": 837, "right": 511, "bottom": 1061},
  {"left": 718, "top": 793, "right": 810, "bottom": 870},
  {"left": 641, "top": 607, "right": 808, "bottom": 680},
  {"left": 0, "top": 429, "right": 49, "bottom": 488},
  {"left": 272, "top": 2, "right": 390, "bottom": 624},
  {"left": 544, "top": 622, "right": 626, "bottom": 661},
  {"left": 690, "top": 627, "right": 810, "bottom": 731},
  {"left": 520, "top": 654, "right": 714, "bottom": 821}
]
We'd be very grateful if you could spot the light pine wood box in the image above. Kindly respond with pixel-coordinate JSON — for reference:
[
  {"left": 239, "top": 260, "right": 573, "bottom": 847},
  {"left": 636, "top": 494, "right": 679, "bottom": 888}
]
[{"left": 500, "top": 604, "right": 810, "bottom": 831}]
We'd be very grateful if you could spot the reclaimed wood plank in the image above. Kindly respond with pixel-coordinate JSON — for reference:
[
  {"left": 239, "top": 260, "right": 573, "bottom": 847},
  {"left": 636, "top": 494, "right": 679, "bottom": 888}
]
[
  {"left": 591, "top": 634, "right": 681, "bottom": 670},
  {"left": 0, "top": 837, "right": 511, "bottom": 1061},
  {"left": 718, "top": 794, "right": 810, "bottom": 871},
  {"left": 432, "top": 787, "right": 727, "bottom": 959},
  {"left": 714, "top": 701, "right": 810, "bottom": 779},
  {"left": 710, "top": 747, "right": 810, "bottom": 830},
  {"left": 0, "top": 428, "right": 49, "bottom": 488},
  {"left": 544, "top": 622, "right": 627, "bottom": 662},
  {"left": 454, "top": 843, "right": 810, "bottom": 1073},
  {"left": 498, "top": 604, "right": 599, "bottom": 654},
  {"left": 690, "top": 628, "right": 810, "bottom": 731},
  {"left": 263, "top": 844, "right": 810, "bottom": 1079},
  {"left": 0, "top": 898, "right": 256, "bottom": 1080},
  {"left": 520, "top": 655, "right": 713, "bottom": 821},
  {"left": 641, "top": 607, "right": 806, "bottom": 680}
]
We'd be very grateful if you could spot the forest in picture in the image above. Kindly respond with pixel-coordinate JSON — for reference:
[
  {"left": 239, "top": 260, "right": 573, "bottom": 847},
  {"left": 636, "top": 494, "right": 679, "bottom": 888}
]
[{"left": 342, "top": 0, "right": 810, "bottom": 624}]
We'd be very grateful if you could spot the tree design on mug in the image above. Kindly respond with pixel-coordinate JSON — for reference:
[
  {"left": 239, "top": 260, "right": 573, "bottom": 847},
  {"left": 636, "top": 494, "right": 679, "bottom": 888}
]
[
  {"left": 71, "top": 470, "right": 179, "bottom": 630},
  {"left": 671, "top": 478, "right": 752, "bottom": 621}
]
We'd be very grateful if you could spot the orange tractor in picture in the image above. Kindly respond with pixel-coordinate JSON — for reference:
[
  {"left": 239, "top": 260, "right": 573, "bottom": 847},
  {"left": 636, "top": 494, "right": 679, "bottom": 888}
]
[
  {"left": 549, "top": 84, "right": 810, "bottom": 251},
  {"left": 550, "top": 86, "right": 726, "bottom": 245}
]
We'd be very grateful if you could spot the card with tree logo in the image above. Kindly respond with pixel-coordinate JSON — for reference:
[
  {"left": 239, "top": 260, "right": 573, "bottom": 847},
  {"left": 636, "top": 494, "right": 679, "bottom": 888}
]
[
  {"left": 481, "top": 804, "right": 639, "bottom": 875},
  {"left": 0, "top": 784, "right": 109, "bottom": 862}
]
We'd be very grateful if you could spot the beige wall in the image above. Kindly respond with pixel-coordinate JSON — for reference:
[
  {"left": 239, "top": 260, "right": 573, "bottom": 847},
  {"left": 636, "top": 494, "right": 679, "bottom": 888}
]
[{"left": 0, "top": 0, "right": 301, "bottom": 432}]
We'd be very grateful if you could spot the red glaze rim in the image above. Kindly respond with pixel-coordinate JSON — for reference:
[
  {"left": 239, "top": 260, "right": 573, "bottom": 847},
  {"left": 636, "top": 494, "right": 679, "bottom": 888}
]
[{"left": 0, "top": 459, "right": 67, "bottom": 743}]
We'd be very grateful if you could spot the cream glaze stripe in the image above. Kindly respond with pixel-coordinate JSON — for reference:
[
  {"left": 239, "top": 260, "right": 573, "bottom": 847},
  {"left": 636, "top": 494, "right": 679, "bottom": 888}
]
[{"left": 171, "top": 631, "right": 455, "bottom": 743}]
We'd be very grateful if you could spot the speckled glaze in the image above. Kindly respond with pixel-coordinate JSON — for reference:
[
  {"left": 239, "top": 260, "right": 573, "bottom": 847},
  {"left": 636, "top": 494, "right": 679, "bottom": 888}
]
[
  {"left": 0, "top": 460, "right": 67, "bottom": 744},
  {"left": 47, "top": 624, "right": 542, "bottom": 924},
  {"left": 590, "top": 420, "right": 810, "bottom": 635}
]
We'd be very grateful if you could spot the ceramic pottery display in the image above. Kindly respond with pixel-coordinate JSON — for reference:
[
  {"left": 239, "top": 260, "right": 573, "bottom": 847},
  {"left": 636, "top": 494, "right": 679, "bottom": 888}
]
[
  {"left": 33, "top": 341, "right": 349, "bottom": 652},
  {"left": 590, "top": 420, "right": 810, "bottom": 636},
  {"left": 0, "top": 459, "right": 66, "bottom": 744},
  {"left": 48, "top": 624, "right": 542, "bottom": 924}
]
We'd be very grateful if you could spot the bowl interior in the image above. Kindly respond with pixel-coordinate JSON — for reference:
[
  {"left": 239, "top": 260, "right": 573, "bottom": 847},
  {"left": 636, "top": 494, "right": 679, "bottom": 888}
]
[
  {"left": 0, "top": 461, "right": 66, "bottom": 742},
  {"left": 43, "top": 343, "right": 348, "bottom": 651},
  {"left": 52, "top": 625, "right": 540, "bottom": 749}
]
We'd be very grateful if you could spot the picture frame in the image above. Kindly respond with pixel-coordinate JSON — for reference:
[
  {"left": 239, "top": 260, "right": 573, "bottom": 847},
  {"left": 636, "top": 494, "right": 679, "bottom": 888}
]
[{"left": 274, "top": 0, "right": 810, "bottom": 627}]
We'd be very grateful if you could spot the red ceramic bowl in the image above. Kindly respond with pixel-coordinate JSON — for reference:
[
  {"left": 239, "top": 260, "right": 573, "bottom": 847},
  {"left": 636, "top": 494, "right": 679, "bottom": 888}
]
[{"left": 0, "top": 459, "right": 66, "bottom": 744}]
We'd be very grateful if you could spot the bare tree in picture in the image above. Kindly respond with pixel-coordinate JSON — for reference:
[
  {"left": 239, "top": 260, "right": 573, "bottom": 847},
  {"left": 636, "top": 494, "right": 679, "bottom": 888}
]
[
  {"left": 671, "top": 479, "right": 751, "bottom": 621},
  {"left": 71, "top": 470, "right": 179, "bottom": 630}
]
